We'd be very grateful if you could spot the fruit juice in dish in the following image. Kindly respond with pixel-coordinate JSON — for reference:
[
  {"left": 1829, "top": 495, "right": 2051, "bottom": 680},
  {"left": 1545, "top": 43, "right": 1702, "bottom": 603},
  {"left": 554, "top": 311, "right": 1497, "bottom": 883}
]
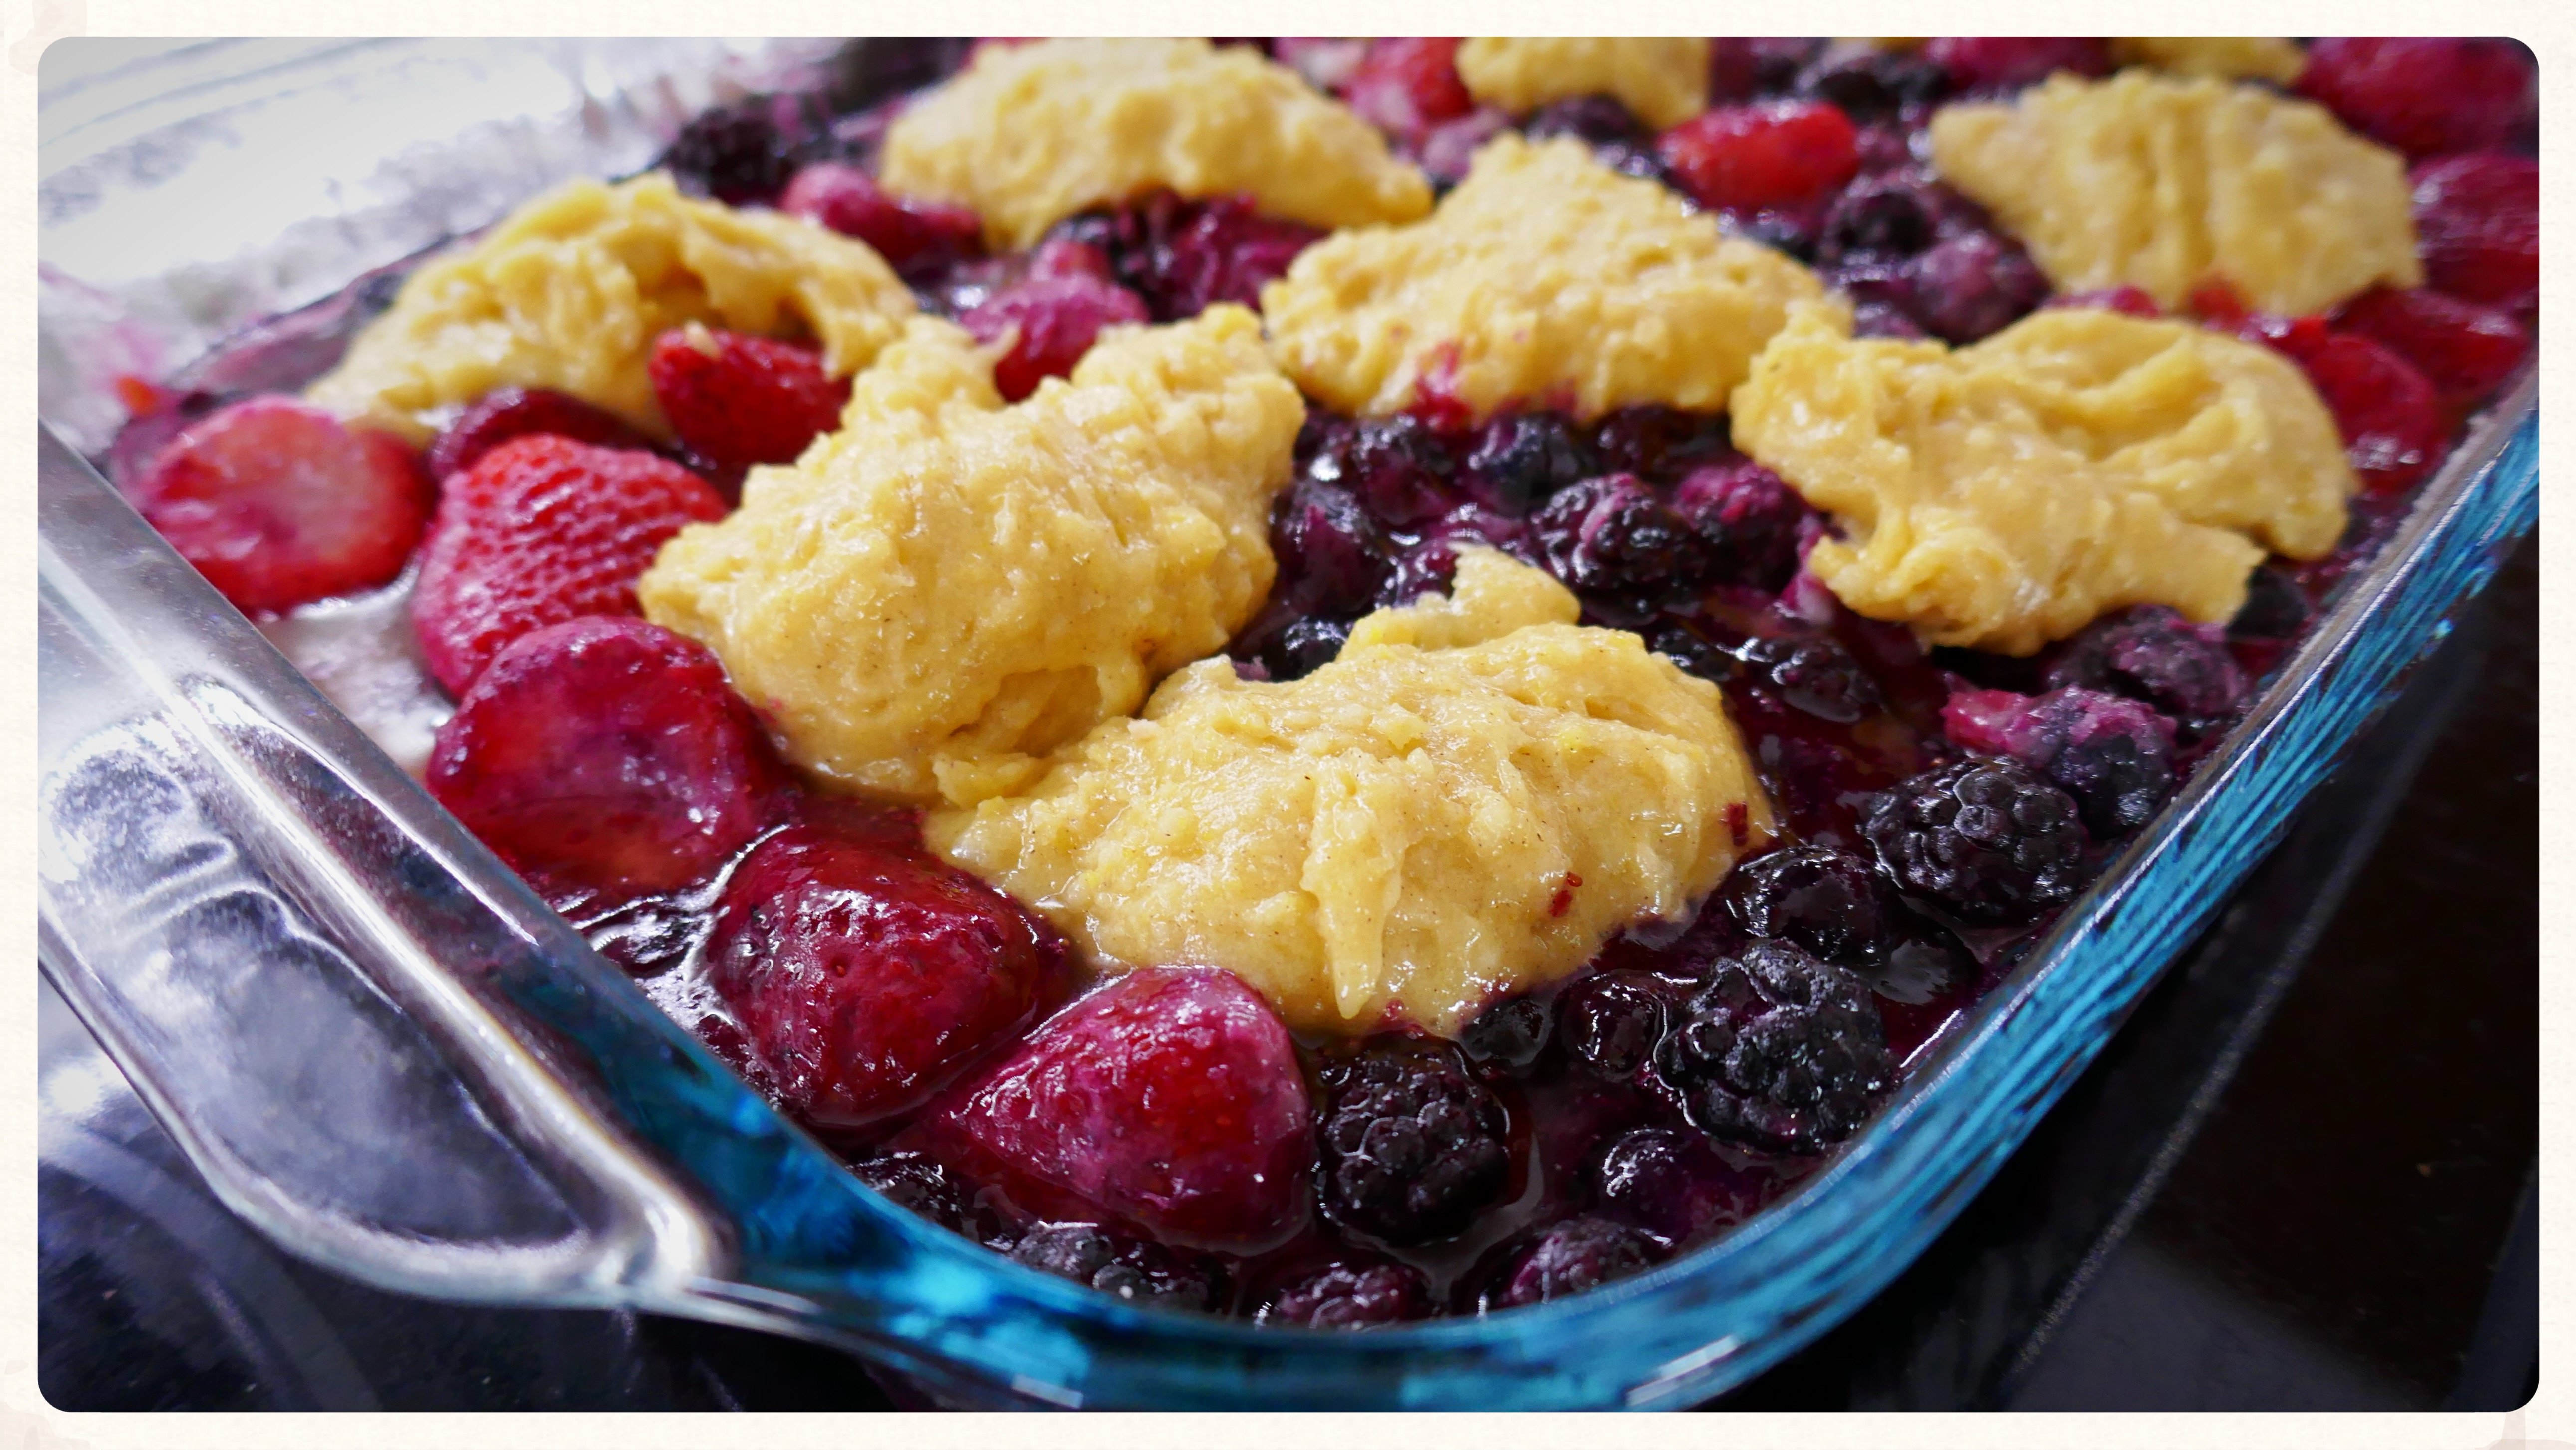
[{"left": 92, "top": 35, "right": 2535, "bottom": 1327}]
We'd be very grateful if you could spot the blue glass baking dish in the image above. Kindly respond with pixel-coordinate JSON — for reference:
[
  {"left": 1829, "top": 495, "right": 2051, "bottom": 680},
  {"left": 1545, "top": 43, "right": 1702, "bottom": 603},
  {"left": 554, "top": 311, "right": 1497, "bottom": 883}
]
[{"left": 35, "top": 38, "right": 2540, "bottom": 1410}]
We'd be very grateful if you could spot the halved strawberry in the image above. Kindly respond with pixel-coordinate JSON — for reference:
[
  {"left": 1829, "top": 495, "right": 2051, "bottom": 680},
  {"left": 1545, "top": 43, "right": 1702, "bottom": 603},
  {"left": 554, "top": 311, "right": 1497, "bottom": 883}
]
[
  {"left": 778, "top": 161, "right": 985, "bottom": 280},
  {"left": 424, "top": 386, "right": 660, "bottom": 481},
  {"left": 647, "top": 326, "right": 852, "bottom": 483}
]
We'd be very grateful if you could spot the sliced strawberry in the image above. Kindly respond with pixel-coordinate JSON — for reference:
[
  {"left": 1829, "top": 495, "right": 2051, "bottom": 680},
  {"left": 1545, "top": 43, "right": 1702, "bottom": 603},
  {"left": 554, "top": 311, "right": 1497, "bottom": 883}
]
[
  {"left": 425, "top": 616, "right": 776, "bottom": 900},
  {"left": 960, "top": 272, "right": 1150, "bottom": 402},
  {"left": 424, "top": 386, "right": 659, "bottom": 481},
  {"left": 778, "top": 161, "right": 985, "bottom": 280},
  {"left": 129, "top": 396, "right": 429, "bottom": 614},
  {"left": 410, "top": 434, "right": 727, "bottom": 693},
  {"left": 2334, "top": 287, "right": 2531, "bottom": 410},
  {"left": 912, "top": 966, "right": 1315, "bottom": 1251},
  {"left": 646, "top": 326, "right": 852, "bottom": 482},
  {"left": 1658, "top": 101, "right": 1862, "bottom": 214},
  {"left": 705, "top": 821, "right": 1068, "bottom": 1134}
]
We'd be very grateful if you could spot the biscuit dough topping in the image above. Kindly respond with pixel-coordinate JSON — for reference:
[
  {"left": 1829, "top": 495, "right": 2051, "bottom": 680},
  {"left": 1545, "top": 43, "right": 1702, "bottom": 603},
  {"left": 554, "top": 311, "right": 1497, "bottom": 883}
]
[
  {"left": 637, "top": 305, "right": 1302, "bottom": 805},
  {"left": 1731, "top": 302, "right": 2355, "bottom": 655},
  {"left": 2107, "top": 37, "right": 2307, "bottom": 84},
  {"left": 927, "top": 549, "right": 1775, "bottom": 1037},
  {"left": 1929, "top": 71, "right": 2420, "bottom": 314},
  {"left": 1454, "top": 38, "right": 1712, "bottom": 129}
]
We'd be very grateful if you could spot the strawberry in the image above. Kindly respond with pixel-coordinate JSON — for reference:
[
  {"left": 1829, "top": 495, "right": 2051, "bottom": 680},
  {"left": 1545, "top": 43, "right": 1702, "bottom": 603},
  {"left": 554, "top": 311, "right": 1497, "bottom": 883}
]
[
  {"left": 1658, "top": 101, "right": 1862, "bottom": 214},
  {"left": 705, "top": 820, "right": 1068, "bottom": 1134},
  {"left": 425, "top": 616, "right": 777, "bottom": 900},
  {"left": 2335, "top": 287, "right": 2531, "bottom": 410},
  {"left": 2298, "top": 38, "right": 2536, "bottom": 161},
  {"left": 2411, "top": 153, "right": 2539, "bottom": 315},
  {"left": 960, "top": 272, "right": 1150, "bottom": 402},
  {"left": 1343, "top": 38, "right": 1474, "bottom": 142},
  {"left": 129, "top": 396, "right": 429, "bottom": 614},
  {"left": 424, "top": 386, "right": 659, "bottom": 481},
  {"left": 2245, "top": 320, "right": 2448, "bottom": 495},
  {"left": 912, "top": 967, "right": 1315, "bottom": 1251},
  {"left": 409, "top": 434, "right": 727, "bottom": 694},
  {"left": 778, "top": 161, "right": 985, "bottom": 280},
  {"left": 646, "top": 326, "right": 852, "bottom": 483}
]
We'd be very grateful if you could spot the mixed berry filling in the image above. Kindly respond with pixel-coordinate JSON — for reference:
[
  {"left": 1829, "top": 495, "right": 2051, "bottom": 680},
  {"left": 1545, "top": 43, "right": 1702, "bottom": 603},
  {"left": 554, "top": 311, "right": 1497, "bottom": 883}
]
[{"left": 97, "top": 36, "right": 2534, "bottom": 1326}]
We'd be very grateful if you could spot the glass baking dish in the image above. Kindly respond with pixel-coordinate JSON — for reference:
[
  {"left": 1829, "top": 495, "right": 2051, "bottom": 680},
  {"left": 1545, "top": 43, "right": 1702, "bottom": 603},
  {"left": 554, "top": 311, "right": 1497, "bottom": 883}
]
[{"left": 35, "top": 38, "right": 2540, "bottom": 1410}]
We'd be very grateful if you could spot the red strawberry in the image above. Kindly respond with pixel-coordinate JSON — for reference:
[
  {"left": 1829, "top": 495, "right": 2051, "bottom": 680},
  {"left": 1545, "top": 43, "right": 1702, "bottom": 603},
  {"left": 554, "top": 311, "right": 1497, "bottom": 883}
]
[
  {"left": 647, "top": 326, "right": 852, "bottom": 481},
  {"left": 2298, "top": 38, "right": 2536, "bottom": 160},
  {"left": 704, "top": 821, "right": 1067, "bottom": 1134},
  {"left": 1922, "top": 37, "right": 2109, "bottom": 92},
  {"left": 778, "top": 161, "right": 985, "bottom": 279},
  {"left": 913, "top": 967, "right": 1315, "bottom": 1251},
  {"left": 129, "top": 396, "right": 429, "bottom": 614},
  {"left": 425, "top": 386, "right": 660, "bottom": 481},
  {"left": 1658, "top": 101, "right": 1861, "bottom": 214},
  {"left": 2411, "top": 153, "right": 2539, "bottom": 315},
  {"left": 410, "top": 434, "right": 727, "bottom": 693},
  {"left": 425, "top": 616, "right": 777, "bottom": 900},
  {"left": 961, "top": 272, "right": 1150, "bottom": 402},
  {"left": 2334, "top": 287, "right": 2531, "bottom": 410},
  {"left": 2247, "top": 320, "right": 2448, "bottom": 495},
  {"left": 1344, "top": 37, "right": 1473, "bottom": 141}
]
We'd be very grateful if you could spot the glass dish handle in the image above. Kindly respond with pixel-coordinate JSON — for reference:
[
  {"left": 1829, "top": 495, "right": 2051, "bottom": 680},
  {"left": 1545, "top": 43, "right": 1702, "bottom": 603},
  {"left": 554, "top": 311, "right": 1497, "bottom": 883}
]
[{"left": 35, "top": 423, "right": 729, "bottom": 1306}]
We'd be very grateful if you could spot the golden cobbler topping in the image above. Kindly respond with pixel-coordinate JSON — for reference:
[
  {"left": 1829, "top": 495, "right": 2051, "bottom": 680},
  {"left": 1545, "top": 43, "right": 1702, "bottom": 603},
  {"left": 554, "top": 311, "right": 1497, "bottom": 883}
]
[
  {"left": 926, "top": 548, "right": 1775, "bottom": 1038},
  {"left": 1261, "top": 134, "right": 1828, "bottom": 423},
  {"left": 1454, "top": 38, "right": 1712, "bottom": 130},
  {"left": 1730, "top": 303, "right": 2354, "bottom": 656},
  {"left": 1929, "top": 71, "right": 2420, "bottom": 315},
  {"left": 2107, "top": 37, "right": 2307, "bottom": 84},
  {"left": 636, "top": 305, "right": 1302, "bottom": 807},
  {"left": 878, "top": 38, "right": 1432, "bottom": 251},
  {"left": 306, "top": 173, "right": 912, "bottom": 443}
]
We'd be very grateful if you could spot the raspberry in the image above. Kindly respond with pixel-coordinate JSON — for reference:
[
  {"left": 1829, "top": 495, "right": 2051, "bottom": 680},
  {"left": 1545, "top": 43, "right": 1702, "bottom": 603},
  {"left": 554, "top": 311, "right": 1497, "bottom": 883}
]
[
  {"left": 1588, "top": 405, "right": 1734, "bottom": 480},
  {"left": 1005, "top": 1223, "right": 1223, "bottom": 1313},
  {"left": 852, "top": 1150, "right": 988, "bottom": 1238},
  {"left": 706, "top": 821, "right": 1065, "bottom": 1133},
  {"left": 409, "top": 435, "right": 727, "bottom": 693},
  {"left": 2335, "top": 288, "right": 2530, "bottom": 408},
  {"left": 2411, "top": 154, "right": 2539, "bottom": 314},
  {"left": 1269, "top": 478, "right": 1397, "bottom": 614},
  {"left": 128, "top": 396, "right": 429, "bottom": 614},
  {"left": 423, "top": 387, "right": 659, "bottom": 481},
  {"left": 1725, "top": 843, "right": 1894, "bottom": 968},
  {"left": 1258, "top": 1262, "right": 1432, "bottom": 1329},
  {"left": 658, "top": 94, "right": 819, "bottom": 205},
  {"left": 1658, "top": 101, "right": 1861, "bottom": 213},
  {"left": 778, "top": 161, "right": 985, "bottom": 280},
  {"left": 1462, "top": 411, "right": 1596, "bottom": 514},
  {"left": 1480, "top": 1216, "right": 1663, "bottom": 1311},
  {"left": 1344, "top": 38, "right": 1474, "bottom": 141},
  {"left": 1944, "top": 686, "right": 2179, "bottom": 838},
  {"left": 424, "top": 617, "right": 774, "bottom": 899},
  {"left": 2044, "top": 604, "right": 2249, "bottom": 723},
  {"left": 1459, "top": 995, "right": 1552, "bottom": 1074},
  {"left": 1904, "top": 230, "right": 2047, "bottom": 343},
  {"left": 1315, "top": 1038, "right": 1510, "bottom": 1245},
  {"left": 1735, "top": 633, "right": 1884, "bottom": 723},
  {"left": 647, "top": 326, "right": 851, "bottom": 482},
  {"left": 1793, "top": 46, "right": 1950, "bottom": 122},
  {"left": 1922, "top": 37, "right": 2110, "bottom": 93},
  {"left": 2298, "top": 39, "right": 2536, "bottom": 160},
  {"left": 961, "top": 272, "right": 1151, "bottom": 402},
  {"left": 1556, "top": 971, "right": 1673, "bottom": 1081},
  {"left": 1651, "top": 939, "right": 1896, "bottom": 1153},
  {"left": 918, "top": 967, "right": 1314, "bottom": 1250},
  {"left": 2047, "top": 286, "right": 2162, "bottom": 319},
  {"left": 1670, "top": 460, "right": 1810, "bottom": 589},
  {"left": 1592, "top": 1126, "right": 1771, "bottom": 1241},
  {"left": 1528, "top": 473, "right": 1702, "bottom": 610},
  {"left": 1304, "top": 413, "right": 1459, "bottom": 529},
  {"left": 2265, "top": 326, "right": 2447, "bottom": 493},
  {"left": 1859, "top": 757, "right": 2088, "bottom": 925}
]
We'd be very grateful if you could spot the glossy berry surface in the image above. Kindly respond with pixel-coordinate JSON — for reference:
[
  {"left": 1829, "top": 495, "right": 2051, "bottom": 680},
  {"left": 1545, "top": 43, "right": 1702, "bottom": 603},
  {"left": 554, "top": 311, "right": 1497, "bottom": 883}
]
[
  {"left": 778, "top": 161, "right": 985, "bottom": 280},
  {"left": 2043, "top": 604, "right": 2248, "bottom": 725},
  {"left": 423, "top": 386, "right": 658, "bottom": 481},
  {"left": 1671, "top": 459, "right": 1810, "bottom": 590},
  {"left": 1306, "top": 413, "right": 1458, "bottom": 528},
  {"left": 1458, "top": 996, "right": 1552, "bottom": 1074},
  {"left": 1481, "top": 1215, "right": 1663, "bottom": 1310},
  {"left": 1592, "top": 1126, "right": 1774, "bottom": 1242},
  {"left": 2335, "top": 288, "right": 2530, "bottom": 409},
  {"left": 409, "top": 434, "right": 727, "bottom": 693},
  {"left": 647, "top": 327, "right": 852, "bottom": 481},
  {"left": 1725, "top": 843, "right": 1892, "bottom": 967},
  {"left": 852, "top": 1150, "right": 988, "bottom": 1238},
  {"left": 918, "top": 967, "right": 1314, "bottom": 1250},
  {"left": 1315, "top": 1038, "right": 1510, "bottom": 1245},
  {"left": 1556, "top": 971, "right": 1672, "bottom": 1081},
  {"left": 1006, "top": 1223, "right": 1223, "bottom": 1312},
  {"left": 2410, "top": 154, "right": 2540, "bottom": 314},
  {"left": 425, "top": 616, "right": 774, "bottom": 900},
  {"left": 2261, "top": 324, "right": 2447, "bottom": 494},
  {"left": 1523, "top": 94, "right": 1665, "bottom": 180},
  {"left": 1588, "top": 405, "right": 1734, "bottom": 480},
  {"left": 1658, "top": 101, "right": 1861, "bottom": 214},
  {"left": 1463, "top": 411, "right": 1595, "bottom": 514},
  {"left": 1650, "top": 940, "right": 1896, "bottom": 1153},
  {"left": 1735, "top": 633, "right": 1884, "bottom": 724},
  {"left": 1859, "top": 757, "right": 2087, "bottom": 925},
  {"left": 1258, "top": 1262, "right": 1432, "bottom": 1329},
  {"left": 706, "top": 821, "right": 1065, "bottom": 1133},
  {"left": 1528, "top": 473, "right": 1701, "bottom": 609},
  {"left": 1793, "top": 46, "right": 1950, "bottom": 122},
  {"left": 1944, "top": 687, "right": 2179, "bottom": 839},
  {"left": 1343, "top": 37, "right": 1474, "bottom": 141},
  {"left": 658, "top": 95, "right": 815, "bottom": 205},
  {"left": 1268, "top": 479, "right": 1396, "bottom": 614},
  {"left": 130, "top": 397, "right": 429, "bottom": 615},
  {"left": 2298, "top": 38, "right": 2536, "bottom": 160}
]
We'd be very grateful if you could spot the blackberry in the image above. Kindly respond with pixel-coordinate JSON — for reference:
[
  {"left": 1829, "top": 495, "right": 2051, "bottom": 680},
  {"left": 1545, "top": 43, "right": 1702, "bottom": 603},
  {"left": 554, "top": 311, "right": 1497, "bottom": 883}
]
[
  {"left": 1459, "top": 995, "right": 1552, "bottom": 1074},
  {"left": 1464, "top": 411, "right": 1595, "bottom": 514},
  {"left": 1725, "top": 843, "right": 1893, "bottom": 967},
  {"left": 1864, "top": 921, "right": 1971, "bottom": 1006},
  {"left": 1593, "top": 1126, "right": 1764, "bottom": 1241},
  {"left": 1859, "top": 757, "right": 2087, "bottom": 925},
  {"left": 1817, "top": 174, "right": 1941, "bottom": 263},
  {"left": 1736, "top": 634, "right": 1883, "bottom": 723},
  {"left": 1055, "top": 191, "right": 1321, "bottom": 321},
  {"left": 1528, "top": 473, "right": 1703, "bottom": 610},
  {"left": 1709, "top": 38, "right": 1825, "bottom": 103},
  {"left": 1260, "top": 615, "right": 1351, "bottom": 682},
  {"left": 1006, "top": 1223, "right": 1222, "bottom": 1312},
  {"left": 1270, "top": 479, "right": 1395, "bottom": 613},
  {"left": 1481, "top": 1215, "right": 1664, "bottom": 1311},
  {"left": 1316, "top": 1039, "right": 1511, "bottom": 1245},
  {"left": 1555, "top": 971, "right": 1671, "bottom": 1081},
  {"left": 1794, "top": 45, "right": 1950, "bottom": 121},
  {"left": 1646, "top": 621, "right": 1740, "bottom": 685},
  {"left": 2044, "top": 604, "right": 2247, "bottom": 724},
  {"left": 1257, "top": 1262, "right": 1432, "bottom": 1329},
  {"left": 2229, "top": 566, "right": 2312, "bottom": 639},
  {"left": 1523, "top": 94, "right": 1665, "bottom": 180},
  {"left": 1650, "top": 939, "right": 1895, "bottom": 1153},
  {"left": 659, "top": 94, "right": 819, "bottom": 205},
  {"left": 1589, "top": 405, "right": 1734, "bottom": 480},
  {"left": 1671, "top": 460, "right": 1810, "bottom": 590},
  {"left": 851, "top": 1150, "right": 984, "bottom": 1238},
  {"left": 2001, "top": 688, "right": 2179, "bottom": 839},
  {"left": 1904, "top": 231, "right": 2048, "bottom": 344},
  {"left": 1307, "top": 414, "right": 1459, "bottom": 529}
]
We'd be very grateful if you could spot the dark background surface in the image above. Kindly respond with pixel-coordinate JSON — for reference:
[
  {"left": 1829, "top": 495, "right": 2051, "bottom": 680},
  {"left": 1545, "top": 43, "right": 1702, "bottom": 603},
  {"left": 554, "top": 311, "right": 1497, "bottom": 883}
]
[{"left": 38, "top": 542, "right": 2538, "bottom": 1413}]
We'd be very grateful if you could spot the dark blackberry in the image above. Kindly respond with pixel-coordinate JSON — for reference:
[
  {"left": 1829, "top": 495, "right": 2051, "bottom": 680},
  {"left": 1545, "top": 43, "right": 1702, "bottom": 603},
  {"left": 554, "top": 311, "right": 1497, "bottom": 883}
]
[
  {"left": 1863, "top": 922, "right": 1972, "bottom": 1006},
  {"left": 1054, "top": 190, "right": 1321, "bottom": 321},
  {"left": 1904, "top": 231, "right": 2048, "bottom": 344},
  {"left": 821, "top": 37, "right": 976, "bottom": 114},
  {"left": 1260, "top": 615, "right": 1352, "bottom": 682},
  {"left": 1650, "top": 939, "right": 1895, "bottom": 1153},
  {"left": 1998, "top": 688, "right": 2179, "bottom": 839},
  {"left": 1671, "top": 459, "right": 1810, "bottom": 590},
  {"left": 1589, "top": 405, "right": 1734, "bottom": 480},
  {"left": 1736, "top": 633, "right": 1883, "bottom": 723},
  {"left": 2229, "top": 566, "right": 2312, "bottom": 639},
  {"left": 1257, "top": 1262, "right": 1432, "bottom": 1329},
  {"left": 1817, "top": 174, "right": 1941, "bottom": 263},
  {"left": 1307, "top": 414, "right": 1459, "bottom": 529},
  {"left": 1006, "top": 1223, "right": 1222, "bottom": 1312},
  {"left": 1464, "top": 411, "right": 1595, "bottom": 514},
  {"left": 1555, "top": 971, "right": 1671, "bottom": 1081},
  {"left": 1270, "top": 479, "right": 1395, "bottom": 613},
  {"left": 1725, "top": 843, "right": 1892, "bottom": 967},
  {"left": 1646, "top": 622, "right": 1740, "bottom": 684},
  {"left": 1528, "top": 473, "right": 1703, "bottom": 609},
  {"left": 1459, "top": 995, "right": 1552, "bottom": 1074},
  {"left": 1481, "top": 1215, "right": 1664, "bottom": 1310},
  {"left": 2044, "top": 604, "right": 2248, "bottom": 724},
  {"left": 1709, "top": 38, "right": 1826, "bottom": 103},
  {"left": 659, "top": 94, "right": 820, "bottom": 205},
  {"left": 851, "top": 1150, "right": 984, "bottom": 1238},
  {"left": 1859, "top": 757, "right": 2087, "bottom": 925},
  {"left": 1523, "top": 94, "right": 1666, "bottom": 180},
  {"left": 1315, "top": 1039, "right": 1511, "bottom": 1245},
  {"left": 1794, "top": 45, "right": 1950, "bottom": 121},
  {"left": 1593, "top": 1126, "right": 1766, "bottom": 1241}
]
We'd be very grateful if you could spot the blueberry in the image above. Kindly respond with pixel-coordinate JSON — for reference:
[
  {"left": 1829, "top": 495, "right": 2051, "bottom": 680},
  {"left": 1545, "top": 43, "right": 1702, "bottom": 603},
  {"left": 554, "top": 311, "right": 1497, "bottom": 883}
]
[
  {"left": 1556, "top": 971, "right": 1670, "bottom": 1080},
  {"left": 1464, "top": 412, "right": 1595, "bottom": 514},
  {"left": 1270, "top": 479, "right": 1395, "bottom": 613},
  {"left": 1589, "top": 406, "right": 1734, "bottom": 480},
  {"left": 1795, "top": 46, "right": 1950, "bottom": 121},
  {"left": 1818, "top": 175, "right": 1941, "bottom": 263},
  {"left": 1310, "top": 414, "right": 1459, "bottom": 529},
  {"left": 1671, "top": 460, "right": 1811, "bottom": 590},
  {"left": 1261, "top": 616, "right": 1351, "bottom": 682},
  {"left": 1460, "top": 995, "right": 1552, "bottom": 1074},
  {"left": 2229, "top": 566, "right": 2312, "bottom": 640}
]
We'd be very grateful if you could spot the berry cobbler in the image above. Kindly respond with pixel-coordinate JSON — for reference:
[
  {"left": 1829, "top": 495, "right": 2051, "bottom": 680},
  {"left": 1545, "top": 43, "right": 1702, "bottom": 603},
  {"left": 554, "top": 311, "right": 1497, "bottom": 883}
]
[{"left": 104, "top": 37, "right": 2538, "bottom": 1323}]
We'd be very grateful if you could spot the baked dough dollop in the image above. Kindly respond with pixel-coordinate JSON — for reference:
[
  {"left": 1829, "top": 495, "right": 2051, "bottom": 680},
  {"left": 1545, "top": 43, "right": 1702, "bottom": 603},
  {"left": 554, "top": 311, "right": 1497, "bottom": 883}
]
[
  {"left": 1454, "top": 38, "right": 1711, "bottom": 130},
  {"left": 879, "top": 38, "right": 1432, "bottom": 251},
  {"left": 1262, "top": 135, "right": 1829, "bottom": 423},
  {"left": 926, "top": 548, "right": 1776, "bottom": 1038},
  {"left": 637, "top": 305, "right": 1302, "bottom": 806},
  {"left": 1928, "top": 71, "right": 2420, "bottom": 315},
  {"left": 2108, "top": 37, "right": 2307, "bottom": 84},
  {"left": 307, "top": 173, "right": 914, "bottom": 443},
  {"left": 1731, "top": 302, "right": 2354, "bottom": 656}
]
